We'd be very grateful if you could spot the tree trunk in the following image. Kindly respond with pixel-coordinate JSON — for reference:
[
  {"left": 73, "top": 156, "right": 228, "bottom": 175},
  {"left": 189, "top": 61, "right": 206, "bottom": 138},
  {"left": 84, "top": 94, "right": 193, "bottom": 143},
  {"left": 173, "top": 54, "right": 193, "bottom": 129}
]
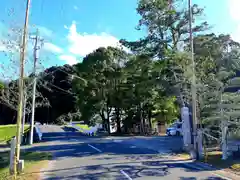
[
  {"left": 106, "top": 111, "right": 110, "bottom": 134},
  {"left": 140, "top": 103, "right": 145, "bottom": 135},
  {"left": 148, "top": 110, "right": 152, "bottom": 130},
  {"left": 116, "top": 107, "right": 121, "bottom": 133},
  {"left": 106, "top": 97, "right": 111, "bottom": 134},
  {"left": 100, "top": 111, "right": 110, "bottom": 134}
]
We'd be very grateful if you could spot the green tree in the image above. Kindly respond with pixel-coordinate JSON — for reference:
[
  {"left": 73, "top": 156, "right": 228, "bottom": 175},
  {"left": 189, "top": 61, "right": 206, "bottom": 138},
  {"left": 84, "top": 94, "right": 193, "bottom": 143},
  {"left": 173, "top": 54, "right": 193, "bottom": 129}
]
[
  {"left": 0, "top": 81, "right": 4, "bottom": 90},
  {"left": 193, "top": 34, "right": 240, "bottom": 159},
  {"left": 120, "top": 0, "right": 208, "bottom": 108},
  {"left": 121, "top": 0, "right": 208, "bottom": 57},
  {"left": 73, "top": 47, "right": 127, "bottom": 132}
]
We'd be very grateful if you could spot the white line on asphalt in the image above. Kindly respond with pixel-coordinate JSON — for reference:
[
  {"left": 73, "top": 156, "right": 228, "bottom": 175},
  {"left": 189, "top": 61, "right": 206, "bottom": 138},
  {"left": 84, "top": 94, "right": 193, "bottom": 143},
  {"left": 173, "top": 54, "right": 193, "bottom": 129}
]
[
  {"left": 183, "top": 163, "right": 233, "bottom": 180},
  {"left": 120, "top": 170, "right": 133, "bottom": 180},
  {"left": 88, "top": 144, "right": 102, "bottom": 152},
  {"left": 211, "top": 173, "right": 233, "bottom": 180}
]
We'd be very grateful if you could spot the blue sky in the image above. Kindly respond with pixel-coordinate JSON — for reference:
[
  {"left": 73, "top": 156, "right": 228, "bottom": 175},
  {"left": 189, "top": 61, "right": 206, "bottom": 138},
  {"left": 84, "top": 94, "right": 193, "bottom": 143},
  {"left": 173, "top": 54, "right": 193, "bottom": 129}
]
[{"left": 0, "top": 0, "right": 240, "bottom": 79}]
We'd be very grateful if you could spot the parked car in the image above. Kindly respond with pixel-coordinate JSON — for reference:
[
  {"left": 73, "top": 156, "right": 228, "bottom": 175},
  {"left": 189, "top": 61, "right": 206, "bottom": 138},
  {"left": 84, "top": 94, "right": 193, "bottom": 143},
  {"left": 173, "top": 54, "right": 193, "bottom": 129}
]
[{"left": 166, "top": 122, "right": 182, "bottom": 136}]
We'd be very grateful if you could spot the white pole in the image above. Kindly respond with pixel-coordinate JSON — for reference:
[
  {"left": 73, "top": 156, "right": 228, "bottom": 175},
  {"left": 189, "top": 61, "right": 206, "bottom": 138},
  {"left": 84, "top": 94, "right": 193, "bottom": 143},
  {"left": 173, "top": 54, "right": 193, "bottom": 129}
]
[
  {"left": 29, "top": 30, "right": 39, "bottom": 145},
  {"left": 21, "top": 93, "right": 27, "bottom": 144}
]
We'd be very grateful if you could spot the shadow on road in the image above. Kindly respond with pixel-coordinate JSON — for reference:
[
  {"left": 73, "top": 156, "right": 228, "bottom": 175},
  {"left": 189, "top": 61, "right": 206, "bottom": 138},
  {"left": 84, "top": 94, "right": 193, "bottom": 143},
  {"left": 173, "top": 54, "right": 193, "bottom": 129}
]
[
  {"left": 25, "top": 140, "right": 229, "bottom": 180},
  {"left": 28, "top": 159, "right": 227, "bottom": 180},
  {"left": 20, "top": 127, "right": 231, "bottom": 180}
]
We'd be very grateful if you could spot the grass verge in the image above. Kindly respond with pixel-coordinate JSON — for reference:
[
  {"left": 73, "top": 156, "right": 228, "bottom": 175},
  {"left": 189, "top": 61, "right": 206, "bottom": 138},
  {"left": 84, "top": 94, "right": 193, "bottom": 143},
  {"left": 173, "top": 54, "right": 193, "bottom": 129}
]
[
  {"left": 0, "top": 125, "right": 30, "bottom": 143},
  {"left": 75, "top": 124, "right": 90, "bottom": 132},
  {"left": 0, "top": 151, "right": 52, "bottom": 180},
  {"left": 174, "top": 152, "right": 191, "bottom": 160}
]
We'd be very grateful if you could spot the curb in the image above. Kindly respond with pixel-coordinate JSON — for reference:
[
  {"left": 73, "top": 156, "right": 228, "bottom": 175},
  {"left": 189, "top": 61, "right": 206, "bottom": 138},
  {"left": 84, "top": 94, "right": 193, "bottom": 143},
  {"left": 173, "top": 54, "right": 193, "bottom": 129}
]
[
  {"left": 194, "top": 161, "right": 217, "bottom": 170},
  {"left": 184, "top": 161, "right": 240, "bottom": 180}
]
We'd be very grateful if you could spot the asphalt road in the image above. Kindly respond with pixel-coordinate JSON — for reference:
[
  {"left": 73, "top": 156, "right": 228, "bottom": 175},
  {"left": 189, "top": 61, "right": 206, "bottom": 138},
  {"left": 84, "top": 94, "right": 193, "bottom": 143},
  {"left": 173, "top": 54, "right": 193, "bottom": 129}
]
[{"left": 29, "top": 125, "right": 233, "bottom": 180}]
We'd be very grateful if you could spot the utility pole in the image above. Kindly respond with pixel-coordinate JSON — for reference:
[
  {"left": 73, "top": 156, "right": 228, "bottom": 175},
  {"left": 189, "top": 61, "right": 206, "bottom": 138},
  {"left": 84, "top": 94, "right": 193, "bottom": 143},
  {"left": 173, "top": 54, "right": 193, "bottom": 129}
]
[
  {"left": 21, "top": 92, "right": 27, "bottom": 144},
  {"left": 188, "top": 0, "right": 199, "bottom": 159},
  {"left": 13, "top": 0, "right": 31, "bottom": 176},
  {"left": 29, "top": 29, "right": 43, "bottom": 145}
]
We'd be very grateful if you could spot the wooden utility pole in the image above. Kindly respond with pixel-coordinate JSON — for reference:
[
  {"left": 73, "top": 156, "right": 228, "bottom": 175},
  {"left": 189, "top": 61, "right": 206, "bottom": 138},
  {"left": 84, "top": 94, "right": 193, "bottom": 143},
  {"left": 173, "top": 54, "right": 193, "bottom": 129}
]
[
  {"left": 188, "top": 0, "right": 199, "bottom": 159},
  {"left": 21, "top": 92, "right": 27, "bottom": 144},
  {"left": 14, "top": 0, "right": 31, "bottom": 175},
  {"left": 29, "top": 29, "right": 43, "bottom": 145}
]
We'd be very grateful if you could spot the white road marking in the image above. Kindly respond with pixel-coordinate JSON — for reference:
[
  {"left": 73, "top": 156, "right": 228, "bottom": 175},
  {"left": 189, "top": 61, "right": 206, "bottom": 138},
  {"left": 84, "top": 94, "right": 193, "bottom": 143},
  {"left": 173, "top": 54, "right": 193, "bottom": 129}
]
[
  {"left": 183, "top": 163, "right": 233, "bottom": 180},
  {"left": 88, "top": 144, "right": 102, "bottom": 152},
  {"left": 211, "top": 172, "right": 233, "bottom": 180},
  {"left": 120, "top": 170, "right": 133, "bottom": 180}
]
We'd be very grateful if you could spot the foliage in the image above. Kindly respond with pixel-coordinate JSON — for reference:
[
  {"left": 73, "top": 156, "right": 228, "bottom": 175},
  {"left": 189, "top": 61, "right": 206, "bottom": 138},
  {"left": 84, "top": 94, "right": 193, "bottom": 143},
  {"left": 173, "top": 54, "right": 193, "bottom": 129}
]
[
  {"left": 121, "top": 0, "right": 209, "bottom": 57},
  {"left": 0, "top": 81, "right": 4, "bottom": 90},
  {"left": 194, "top": 34, "right": 240, "bottom": 122},
  {"left": 191, "top": 33, "right": 240, "bottom": 152},
  {"left": 0, "top": 65, "right": 77, "bottom": 125},
  {"left": 119, "top": 0, "right": 240, "bottom": 142},
  {"left": 152, "top": 96, "right": 179, "bottom": 124},
  {"left": 73, "top": 47, "right": 180, "bottom": 133},
  {"left": 120, "top": 0, "right": 209, "bottom": 108},
  {"left": 0, "top": 124, "right": 29, "bottom": 143}
]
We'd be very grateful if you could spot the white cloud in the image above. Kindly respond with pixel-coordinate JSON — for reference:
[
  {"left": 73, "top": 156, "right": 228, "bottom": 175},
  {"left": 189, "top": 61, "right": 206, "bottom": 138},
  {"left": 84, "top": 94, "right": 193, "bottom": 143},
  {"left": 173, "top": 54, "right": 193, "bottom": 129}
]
[
  {"left": 59, "top": 55, "right": 78, "bottom": 65},
  {"left": 228, "top": 0, "right": 240, "bottom": 42},
  {"left": 232, "top": 25, "right": 240, "bottom": 42},
  {"left": 0, "top": 42, "right": 6, "bottom": 52},
  {"left": 43, "top": 42, "right": 63, "bottom": 53},
  {"left": 73, "top": 5, "right": 79, "bottom": 10},
  {"left": 228, "top": 0, "right": 240, "bottom": 21},
  {"left": 64, "top": 25, "right": 68, "bottom": 29},
  {"left": 37, "top": 26, "right": 53, "bottom": 38},
  {"left": 66, "top": 21, "right": 127, "bottom": 57}
]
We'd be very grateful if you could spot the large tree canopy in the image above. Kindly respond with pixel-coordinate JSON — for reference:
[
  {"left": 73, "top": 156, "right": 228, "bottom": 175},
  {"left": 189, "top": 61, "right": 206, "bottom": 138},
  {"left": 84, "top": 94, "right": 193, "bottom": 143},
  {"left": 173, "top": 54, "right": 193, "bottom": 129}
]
[
  {"left": 72, "top": 46, "right": 179, "bottom": 133},
  {"left": 120, "top": 0, "right": 209, "bottom": 57}
]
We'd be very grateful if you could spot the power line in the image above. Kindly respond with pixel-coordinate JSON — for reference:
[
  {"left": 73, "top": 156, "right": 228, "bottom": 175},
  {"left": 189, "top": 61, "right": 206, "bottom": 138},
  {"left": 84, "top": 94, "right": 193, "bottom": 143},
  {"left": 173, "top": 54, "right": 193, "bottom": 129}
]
[
  {"left": 52, "top": 66, "right": 87, "bottom": 83},
  {"left": 45, "top": 81, "right": 75, "bottom": 95}
]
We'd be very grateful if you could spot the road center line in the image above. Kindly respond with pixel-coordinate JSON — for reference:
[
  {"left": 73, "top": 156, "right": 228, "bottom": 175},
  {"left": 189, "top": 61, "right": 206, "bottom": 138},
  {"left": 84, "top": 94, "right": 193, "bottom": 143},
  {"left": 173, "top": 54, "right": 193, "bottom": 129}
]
[
  {"left": 88, "top": 144, "right": 102, "bottom": 152},
  {"left": 120, "top": 170, "right": 133, "bottom": 180}
]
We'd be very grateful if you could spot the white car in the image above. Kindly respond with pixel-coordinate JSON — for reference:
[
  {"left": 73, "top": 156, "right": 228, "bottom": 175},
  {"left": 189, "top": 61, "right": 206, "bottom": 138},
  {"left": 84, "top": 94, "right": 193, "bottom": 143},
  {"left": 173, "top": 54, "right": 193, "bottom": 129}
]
[{"left": 166, "top": 122, "right": 182, "bottom": 136}]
